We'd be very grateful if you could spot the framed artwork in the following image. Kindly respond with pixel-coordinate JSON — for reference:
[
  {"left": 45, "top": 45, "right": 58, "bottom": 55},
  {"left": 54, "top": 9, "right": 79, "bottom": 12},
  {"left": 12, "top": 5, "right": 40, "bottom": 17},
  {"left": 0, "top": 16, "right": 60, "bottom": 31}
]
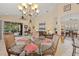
[{"left": 64, "top": 4, "right": 71, "bottom": 12}]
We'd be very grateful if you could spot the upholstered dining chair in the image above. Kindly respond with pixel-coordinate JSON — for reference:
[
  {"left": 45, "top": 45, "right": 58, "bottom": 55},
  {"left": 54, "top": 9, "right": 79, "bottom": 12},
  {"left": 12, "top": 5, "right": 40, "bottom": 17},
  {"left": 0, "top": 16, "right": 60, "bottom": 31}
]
[
  {"left": 42, "top": 34, "right": 60, "bottom": 56},
  {"left": 4, "top": 33, "right": 25, "bottom": 56}
]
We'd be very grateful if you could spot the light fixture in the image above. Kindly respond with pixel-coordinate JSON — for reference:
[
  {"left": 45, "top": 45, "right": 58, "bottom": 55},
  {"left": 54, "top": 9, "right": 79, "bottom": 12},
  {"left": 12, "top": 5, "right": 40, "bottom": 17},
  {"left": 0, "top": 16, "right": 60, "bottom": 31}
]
[
  {"left": 18, "top": 3, "right": 39, "bottom": 19},
  {"left": 18, "top": 3, "right": 39, "bottom": 32}
]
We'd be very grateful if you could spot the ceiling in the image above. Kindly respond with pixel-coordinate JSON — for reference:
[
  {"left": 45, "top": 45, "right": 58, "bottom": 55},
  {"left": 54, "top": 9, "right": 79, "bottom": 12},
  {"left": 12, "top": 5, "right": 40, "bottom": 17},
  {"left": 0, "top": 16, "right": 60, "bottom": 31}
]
[{"left": 0, "top": 3, "right": 57, "bottom": 16}]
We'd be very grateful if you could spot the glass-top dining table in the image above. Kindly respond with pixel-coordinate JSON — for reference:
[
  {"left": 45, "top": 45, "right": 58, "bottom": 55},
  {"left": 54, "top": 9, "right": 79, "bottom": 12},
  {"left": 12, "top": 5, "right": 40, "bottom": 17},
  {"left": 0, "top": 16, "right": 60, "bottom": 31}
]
[
  {"left": 19, "top": 34, "right": 60, "bottom": 56},
  {"left": 23, "top": 37, "right": 53, "bottom": 56}
]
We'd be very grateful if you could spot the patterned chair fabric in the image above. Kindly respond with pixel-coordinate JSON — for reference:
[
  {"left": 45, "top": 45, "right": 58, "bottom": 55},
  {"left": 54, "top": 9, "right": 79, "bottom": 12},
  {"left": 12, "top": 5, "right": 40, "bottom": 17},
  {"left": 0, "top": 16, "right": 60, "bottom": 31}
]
[
  {"left": 9, "top": 45, "right": 24, "bottom": 55},
  {"left": 42, "top": 34, "right": 60, "bottom": 56},
  {"left": 4, "top": 33, "right": 25, "bottom": 56}
]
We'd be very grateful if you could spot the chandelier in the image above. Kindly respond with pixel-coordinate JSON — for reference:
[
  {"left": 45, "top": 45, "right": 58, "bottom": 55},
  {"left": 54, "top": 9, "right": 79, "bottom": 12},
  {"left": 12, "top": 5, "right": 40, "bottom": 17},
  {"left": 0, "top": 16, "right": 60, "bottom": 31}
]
[
  {"left": 17, "top": 3, "right": 39, "bottom": 33},
  {"left": 18, "top": 3, "right": 39, "bottom": 19}
]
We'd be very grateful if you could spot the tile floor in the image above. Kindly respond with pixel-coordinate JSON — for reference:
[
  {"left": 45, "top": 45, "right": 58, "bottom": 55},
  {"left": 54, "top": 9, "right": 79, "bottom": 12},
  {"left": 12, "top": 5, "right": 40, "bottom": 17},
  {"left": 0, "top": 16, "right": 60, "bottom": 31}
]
[
  {"left": 61, "top": 37, "right": 73, "bottom": 56},
  {"left": 60, "top": 36, "right": 79, "bottom": 56}
]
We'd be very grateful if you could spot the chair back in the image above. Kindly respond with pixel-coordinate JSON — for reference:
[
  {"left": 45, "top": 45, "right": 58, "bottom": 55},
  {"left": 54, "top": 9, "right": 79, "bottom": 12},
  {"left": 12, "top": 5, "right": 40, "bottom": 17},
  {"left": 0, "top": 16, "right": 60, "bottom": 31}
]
[
  {"left": 42, "top": 34, "right": 60, "bottom": 56},
  {"left": 4, "top": 33, "right": 15, "bottom": 49},
  {"left": 52, "top": 34, "right": 60, "bottom": 55},
  {"left": 52, "top": 34, "right": 60, "bottom": 47}
]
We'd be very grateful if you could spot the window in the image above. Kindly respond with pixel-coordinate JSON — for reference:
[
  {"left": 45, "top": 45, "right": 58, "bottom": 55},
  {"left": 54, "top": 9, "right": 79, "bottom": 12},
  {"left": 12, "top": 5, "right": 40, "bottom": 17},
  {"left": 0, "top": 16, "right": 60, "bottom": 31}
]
[{"left": 4, "top": 22, "right": 23, "bottom": 36}]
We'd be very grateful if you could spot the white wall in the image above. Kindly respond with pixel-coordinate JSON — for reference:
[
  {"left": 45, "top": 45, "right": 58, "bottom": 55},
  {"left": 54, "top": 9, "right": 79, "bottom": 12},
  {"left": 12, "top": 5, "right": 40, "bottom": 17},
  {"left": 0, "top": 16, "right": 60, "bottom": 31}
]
[
  {"left": 0, "top": 20, "right": 8, "bottom": 56},
  {"left": 32, "top": 5, "right": 58, "bottom": 34},
  {"left": 58, "top": 4, "right": 79, "bottom": 34}
]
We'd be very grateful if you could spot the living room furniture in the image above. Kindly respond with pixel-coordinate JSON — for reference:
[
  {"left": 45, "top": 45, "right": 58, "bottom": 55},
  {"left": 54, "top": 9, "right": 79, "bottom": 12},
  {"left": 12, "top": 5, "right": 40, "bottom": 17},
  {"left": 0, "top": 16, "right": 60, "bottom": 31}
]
[{"left": 45, "top": 34, "right": 53, "bottom": 39}]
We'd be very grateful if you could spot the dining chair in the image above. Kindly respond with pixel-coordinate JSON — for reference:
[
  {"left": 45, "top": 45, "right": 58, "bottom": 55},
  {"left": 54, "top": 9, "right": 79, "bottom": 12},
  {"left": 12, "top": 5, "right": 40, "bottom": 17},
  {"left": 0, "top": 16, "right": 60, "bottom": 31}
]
[
  {"left": 42, "top": 46, "right": 55, "bottom": 56},
  {"left": 50, "top": 34, "right": 60, "bottom": 55},
  {"left": 72, "top": 36, "right": 79, "bottom": 56},
  {"left": 43, "top": 34, "right": 60, "bottom": 56},
  {"left": 4, "top": 33, "right": 25, "bottom": 56}
]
